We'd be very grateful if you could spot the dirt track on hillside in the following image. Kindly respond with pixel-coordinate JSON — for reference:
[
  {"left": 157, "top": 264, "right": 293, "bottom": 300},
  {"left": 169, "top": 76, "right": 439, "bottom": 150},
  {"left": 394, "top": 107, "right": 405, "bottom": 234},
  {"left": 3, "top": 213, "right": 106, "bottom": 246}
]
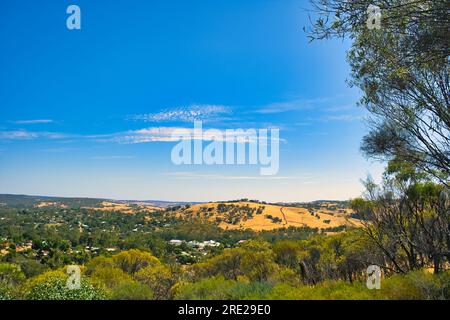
[{"left": 280, "top": 207, "right": 288, "bottom": 225}]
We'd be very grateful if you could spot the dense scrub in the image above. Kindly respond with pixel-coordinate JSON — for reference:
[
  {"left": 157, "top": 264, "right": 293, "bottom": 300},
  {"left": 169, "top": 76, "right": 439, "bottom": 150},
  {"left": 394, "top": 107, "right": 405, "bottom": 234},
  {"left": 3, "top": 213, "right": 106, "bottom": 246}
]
[{"left": 1, "top": 233, "right": 448, "bottom": 300}]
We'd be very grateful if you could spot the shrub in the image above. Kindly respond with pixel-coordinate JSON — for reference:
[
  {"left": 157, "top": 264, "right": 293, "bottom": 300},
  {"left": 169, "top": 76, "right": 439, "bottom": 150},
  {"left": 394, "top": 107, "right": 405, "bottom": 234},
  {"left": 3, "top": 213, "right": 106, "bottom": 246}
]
[
  {"left": 25, "top": 270, "right": 107, "bottom": 300},
  {"left": 381, "top": 270, "right": 450, "bottom": 300},
  {"left": 174, "top": 276, "right": 235, "bottom": 300},
  {"left": 110, "top": 281, "right": 153, "bottom": 300},
  {"left": 135, "top": 264, "right": 176, "bottom": 300},
  {"left": 0, "top": 284, "right": 12, "bottom": 300},
  {"left": 268, "top": 281, "right": 377, "bottom": 300},
  {"left": 0, "top": 263, "right": 26, "bottom": 285},
  {"left": 90, "top": 267, "right": 134, "bottom": 289},
  {"left": 227, "top": 281, "right": 272, "bottom": 300},
  {"left": 112, "top": 249, "right": 160, "bottom": 274}
]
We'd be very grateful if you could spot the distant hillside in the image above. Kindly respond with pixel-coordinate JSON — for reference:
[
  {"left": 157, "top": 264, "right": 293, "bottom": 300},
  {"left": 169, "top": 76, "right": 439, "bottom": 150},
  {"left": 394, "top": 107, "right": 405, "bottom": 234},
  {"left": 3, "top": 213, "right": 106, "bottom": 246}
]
[
  {"left": 0, "top": 194, "right": 197, "bottom": 209},
  {"left": 122, "top": 200, "right": 203, "bottom": 208},
  {"left": 0, "top": 194, "right": 108, "bottom": 209},
  {"left": 0, "top": 195, "right": 362, "bottom": 231},
  {"left": 168, "top": 201, "right": 362, "bottom": 232}
]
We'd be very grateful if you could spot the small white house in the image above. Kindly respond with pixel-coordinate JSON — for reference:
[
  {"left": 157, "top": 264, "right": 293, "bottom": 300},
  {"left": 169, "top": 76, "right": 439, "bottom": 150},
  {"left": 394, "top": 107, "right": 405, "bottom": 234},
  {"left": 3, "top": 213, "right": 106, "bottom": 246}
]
[
  {"left": 203, "top": 240, "right": 221, "bottom": 247},
  {"left": 169, "top": 239, "right": 183, "bottom": 246}
]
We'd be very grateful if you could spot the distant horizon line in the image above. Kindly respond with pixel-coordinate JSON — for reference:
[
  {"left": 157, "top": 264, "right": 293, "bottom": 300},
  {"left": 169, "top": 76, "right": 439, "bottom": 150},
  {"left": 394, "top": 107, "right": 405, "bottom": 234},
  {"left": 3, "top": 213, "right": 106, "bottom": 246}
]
[{"left": 0, "top": 193, "right": 352, "bottom": 204}]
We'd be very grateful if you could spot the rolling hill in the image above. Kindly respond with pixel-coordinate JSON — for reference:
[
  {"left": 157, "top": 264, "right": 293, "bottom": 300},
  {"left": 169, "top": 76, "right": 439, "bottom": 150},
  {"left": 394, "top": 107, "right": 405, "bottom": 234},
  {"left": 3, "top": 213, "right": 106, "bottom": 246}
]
[
  {"left": 0, "top": 194, "right": 193, "bottom": 210},
  {"left": 0, "top": 194, "right": 362, "bottom": 232},
  {"left": 169, "top": 201, "right": 362, "bottom": 231}
]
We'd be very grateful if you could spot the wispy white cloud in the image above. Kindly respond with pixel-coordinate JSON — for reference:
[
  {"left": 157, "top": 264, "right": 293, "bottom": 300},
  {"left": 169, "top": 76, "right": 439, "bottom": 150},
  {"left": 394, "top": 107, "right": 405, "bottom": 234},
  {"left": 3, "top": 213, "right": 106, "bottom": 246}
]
[
  {"left": 40, "top": 147, "right": 77, "bottom": 153},
  {"left": 254, "top": 96, "right": 339, "bottom": 114},
  {"left": 129, "top": 104, "right": 231, "bottom": 123},
  {"left": 252, "top": 95, "right": 362, "bottom": 115},
  {"left": 14, "top": 119, "right": 54, "bottom": 124},
  {"left": 324, "top": 104, "right": 357, "bottom": 112},
  {"left": 95, "top": 127, "right": 188, "bottom": 144},
  {"left": 0, "top": 130, "right": 69, "bottom": 140},
  {"left": 0, "top": 125, "right": 283, "bottom": 145},
  {"left": 323, "top": 114, "right": 364, "bottom": 121},
  {"left": 165, "top": 172, "right": 313, "bottom": 181},
  {"left": 254, "top": 100, "right": 309, "bottom": 114},
  {"left": 254, "top": 97, "right": 363, "bottom": 122},
  {"left": 96, "top": 126, "right": 284, "bottom": 145},
  {"left": 92, "top": 155, "right": 136, "bottom": 160},
  {"left": 0, "top": 130, "right": 39, "bottom": 140}
]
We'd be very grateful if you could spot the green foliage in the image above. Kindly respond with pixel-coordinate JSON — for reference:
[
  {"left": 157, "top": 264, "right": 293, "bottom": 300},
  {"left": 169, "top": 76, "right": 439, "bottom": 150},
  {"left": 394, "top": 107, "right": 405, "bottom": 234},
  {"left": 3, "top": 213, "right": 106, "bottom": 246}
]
[
  {"left": 90, "top": 267, "right": 133, "bottom": 289},
  {"left": 85, "top": 256, "right": 115, "bottom": 274},
  {"left": 14, "top": 258, "right": 47, "bottom": 278},
  {"left": 191, "top": 248, "right": 246, "bottom": 281},
  {"left": 85, "top": 253, "right": 157, "bottom": 300},
  {"left": 227, "top": 281, "right": 272, "bottom": 300},
  {"left": 1, "top": 197, "right": 448, "bottom": 300},
  {"left": 273, "top": 240, "right": 301, "bottom": 269},
  {"left": 25, "top": 270, "right": 107, "bottom": 300},
  {"left": 0, "top": 284, "right": 12, "bottom": 300},
  {"left": 265, "top": 214, "right": 283, "bottom": 224},
  {"left": 352, "top": 176, "right": 449, "bottom": 273},
  {"left": 308, "top": 0, "right": 449, "bottom": 183},
  {"left": 112, "top": 249, "right": 160, "bottom": 274},
  {"left": 0, "top": 263, "right": 26, "bottom": 286},
  {"left": 174, "top": 276, "right": 235, "bottom": 300},
  {"left": 381, "top": 270, "right": 450, "bottom": 300},
  {"left": 189, "top": 240, "right": 278, "bottom": 283},
  {"left": 110, "top": 281, "right": 153, "bottom": 300},
  {"left": 268, "top": 281, "right": 377, "bottom": 300},
  {"left": 135, "top": 264, "right": 177, "bottom": 300},
  {"left": 240, "top": 241, "right": 277, "bottom": 282},
  {"left": 174, "top": 276, "right": 272, "bottom": 300}
]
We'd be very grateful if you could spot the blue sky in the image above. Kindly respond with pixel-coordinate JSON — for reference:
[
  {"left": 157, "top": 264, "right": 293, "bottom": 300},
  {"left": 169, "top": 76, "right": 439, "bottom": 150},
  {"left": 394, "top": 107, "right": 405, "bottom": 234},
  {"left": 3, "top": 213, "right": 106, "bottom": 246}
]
[{"left": 0, "top": 0, "right": 384, "bottom": 202}]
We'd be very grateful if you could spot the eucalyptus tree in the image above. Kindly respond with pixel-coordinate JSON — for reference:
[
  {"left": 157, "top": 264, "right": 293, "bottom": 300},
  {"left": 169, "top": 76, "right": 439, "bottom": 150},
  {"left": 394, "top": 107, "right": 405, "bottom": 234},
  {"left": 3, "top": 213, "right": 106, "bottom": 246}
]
[{"left": 308, "top": 0, "right": 449, "bottom": 184}]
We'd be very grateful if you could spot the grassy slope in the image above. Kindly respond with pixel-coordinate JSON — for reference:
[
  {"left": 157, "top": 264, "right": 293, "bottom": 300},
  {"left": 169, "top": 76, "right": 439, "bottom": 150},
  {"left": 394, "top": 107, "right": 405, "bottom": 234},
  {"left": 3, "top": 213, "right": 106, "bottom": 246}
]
[{"left": 175, "top": 201, "right": 362, "bottom": 231}]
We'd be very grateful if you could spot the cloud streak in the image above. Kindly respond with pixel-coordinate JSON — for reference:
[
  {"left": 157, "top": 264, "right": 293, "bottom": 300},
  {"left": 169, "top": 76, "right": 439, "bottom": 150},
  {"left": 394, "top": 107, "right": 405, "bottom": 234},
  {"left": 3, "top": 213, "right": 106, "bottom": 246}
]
[
  {"left": 0, "top": 130, "right": 68, "bottom": 140},
  {"left": 0, "top": 125, "right": 284, "bottom": 145},
  {"left": 129, "top": 104, "right": 231, "bottom": 123},
  {"left": 165, "top": 172, "right": 313, "bottom": 181},
  {"left": 322, "top": 114, "right": 364, "bottom": 122},
  {"left": 14, "top": 119, "right": 54, "bottom": 124},
  {"left": 98, "top": 126, "right": 284, "bottom": 145},
  {"left": 254, "top": 97, "right": 339, "bottom": 114},
  {"left": 92, "top": 155, "right": 136, "bottom": 160}
]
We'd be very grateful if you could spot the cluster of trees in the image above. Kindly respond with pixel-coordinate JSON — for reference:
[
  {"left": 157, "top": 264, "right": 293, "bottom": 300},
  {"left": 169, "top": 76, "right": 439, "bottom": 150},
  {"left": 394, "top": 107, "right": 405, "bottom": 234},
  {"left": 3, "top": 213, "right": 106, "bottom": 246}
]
[
  {"left": 1, "top": 203, "right": 347, "bottom": 276},
  {"left": 351, "top": 168, "right": 449, "bottom": 274},
  {"left": 0, "top": 1, "right": 448, "bottom": 300},
  {"left": 179, "top": 203, "right": 308, "bottom": 227},
  {"left": 309, "top": 0, "right": 449, "bottom": 181},
  {"left": 307, "top": 0, "right": 449, "bottom": 282},
  {"left": 293, "top": 201, "right": 349, "bottom": 212},
  {"left": 265, "top": 215, "right": 283, "bottom": 224},
  {"left": 215, "top": 204, "right": 259, "bottom": 225},
  {"left": 308, "top": 0, "right": 449, "bottom": 181},
  {"left": 1, "top": 237, "right": 449, "bottom": 300},
  {"left": 0, "top": 195, "right": 108, "bottom": 209}
]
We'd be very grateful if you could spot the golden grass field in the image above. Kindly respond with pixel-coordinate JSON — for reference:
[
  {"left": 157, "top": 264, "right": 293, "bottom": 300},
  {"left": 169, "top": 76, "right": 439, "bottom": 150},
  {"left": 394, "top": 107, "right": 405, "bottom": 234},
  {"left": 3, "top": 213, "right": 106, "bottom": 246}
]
[
  {"left": 85, "top": 201, "right": 162, "bottom": 213},
  {"left": 35, "top": 201, "right": 69, "bottom": 209},
  {"left": 34, "top": 199, "right": 361, "bottom": 232},
  {"left": 175, "top": 201, "right": 362, "bottom": 231}
]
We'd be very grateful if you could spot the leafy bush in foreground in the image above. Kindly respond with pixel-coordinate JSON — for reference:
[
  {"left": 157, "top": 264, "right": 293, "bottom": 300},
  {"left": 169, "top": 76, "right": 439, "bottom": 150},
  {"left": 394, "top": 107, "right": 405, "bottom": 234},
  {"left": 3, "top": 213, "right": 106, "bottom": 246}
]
[{"left": 25, "top": 270, "right": 107, "bottom": 300}]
